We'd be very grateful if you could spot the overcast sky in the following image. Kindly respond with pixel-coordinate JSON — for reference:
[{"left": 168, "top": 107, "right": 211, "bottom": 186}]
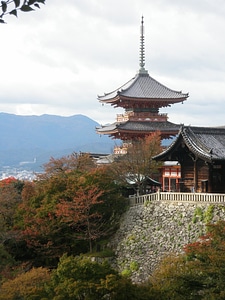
[{"left": 1, "top": 0, "right": 225, "bottom": 126}]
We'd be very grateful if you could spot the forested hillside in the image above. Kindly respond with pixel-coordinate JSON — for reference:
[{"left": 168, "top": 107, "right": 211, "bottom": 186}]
[
  {"left": 0, "top": 113, "right": 117, "bottom": 170},
  {"left": 1, "top": 138, "right": 225, "bottom": 299}
]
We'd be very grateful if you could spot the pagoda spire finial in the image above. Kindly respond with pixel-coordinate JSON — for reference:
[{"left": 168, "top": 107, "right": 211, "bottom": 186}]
[{"left": 139, "top": 16, "right": 148, "bottom": 74}]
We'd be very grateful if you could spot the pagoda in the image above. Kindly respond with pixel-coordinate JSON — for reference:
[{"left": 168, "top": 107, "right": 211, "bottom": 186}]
[{"left": 97, "top": 17, "right": 189, "bottom": 143}]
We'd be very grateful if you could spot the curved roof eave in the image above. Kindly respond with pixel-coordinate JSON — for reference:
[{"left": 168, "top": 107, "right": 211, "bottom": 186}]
[
  {"left": 153, "top": 127, "right": 183, "bottom": 161},
  {"left": 96, "top": 122, "right": 119, "bottom": 134},
  {"left": 181, "top": 127, "right": 213, "bottom": 162},
  {"left": 98, "top": 75, "right": 138, "bottom": 102}
]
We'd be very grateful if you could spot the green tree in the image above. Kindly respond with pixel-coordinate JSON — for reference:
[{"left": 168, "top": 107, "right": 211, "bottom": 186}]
[
  {"left": 0, "top": 0, "right": 45, "bottom": 23},
  {"left": 47, "top": 254, "right": 155, "bottom": 300},
  {"left": 0, "top": 178, "right": 23, "bottom": 244},
  {"left": 0, "top": 244, "right": 16, "bottom": 282}
]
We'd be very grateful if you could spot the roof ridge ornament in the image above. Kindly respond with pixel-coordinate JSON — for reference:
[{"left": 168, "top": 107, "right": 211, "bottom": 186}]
[{"left": 139, "top": 16, "right": 148, "bottom": 75}]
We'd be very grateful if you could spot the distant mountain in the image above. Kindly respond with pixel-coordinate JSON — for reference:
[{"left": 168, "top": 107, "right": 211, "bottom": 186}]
[{"left": 0, "top": 113, "right": 119, "bottom": 171}]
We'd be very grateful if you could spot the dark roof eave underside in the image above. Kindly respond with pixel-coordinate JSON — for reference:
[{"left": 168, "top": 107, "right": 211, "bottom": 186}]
[{"left": 99, "top": 95, "right": 188, "bottom": 104}]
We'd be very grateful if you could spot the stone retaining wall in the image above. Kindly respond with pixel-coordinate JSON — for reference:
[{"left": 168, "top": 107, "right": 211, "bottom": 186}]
[{"left": 109, "top": 201, "right": 225, "bottom": 283}]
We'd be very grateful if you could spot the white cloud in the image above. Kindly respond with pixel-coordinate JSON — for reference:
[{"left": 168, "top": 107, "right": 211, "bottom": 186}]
[{"left": 0, "top": 0, "right": 224, "bottom": 127}]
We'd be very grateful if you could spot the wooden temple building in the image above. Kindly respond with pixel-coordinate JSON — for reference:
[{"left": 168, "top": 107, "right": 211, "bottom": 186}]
[
  {"left": 154, "top": 126, "right": 225, "bottom": 193},
  {"left": 96, "top": 17, "right": 189, "bottom": 147}
]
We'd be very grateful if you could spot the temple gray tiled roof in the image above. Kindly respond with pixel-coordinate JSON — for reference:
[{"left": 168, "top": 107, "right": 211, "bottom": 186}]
[
  {"left": 154, "top": 126, "right": 225, "bottom": 162},
  {"left": 98, "top": 72, "right": 188, "bottom": 102}
]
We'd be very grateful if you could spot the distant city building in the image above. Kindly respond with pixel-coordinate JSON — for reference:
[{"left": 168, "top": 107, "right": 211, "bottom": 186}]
[{"left": 0, "top": 167, "right": 37, "bottom": 181}]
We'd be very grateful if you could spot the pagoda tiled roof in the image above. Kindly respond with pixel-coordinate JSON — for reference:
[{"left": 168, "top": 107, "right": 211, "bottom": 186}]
[
  {"left": 117, "top": 120, "right": 180, "bottom": 131},
  {"left": 97, "top": 120, "right": 180, "bottom": 134},
  {"left": 98, "top": 72, "right": 188, "bottom": 103},
  {"left": 154, "top": 126, "right": 225, "bottom": 162}
]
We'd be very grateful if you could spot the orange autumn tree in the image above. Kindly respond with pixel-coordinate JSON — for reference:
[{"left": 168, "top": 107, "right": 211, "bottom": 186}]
[
  {"left": 16, "top": 153, "right": 126, "bottom": 264},
  {"left": 41, "top": 152, "right": 96, "bottom": 177},
  {"left": 183, "top": 220, "right": 225, "bottom": 298},
  {"left": 0, "top": 267, "right": 50, "bottom": 300},
  {"left": 56, "top": 182, "right": 104, "bottom": 253},
  {"left": 151, "top": 221, "right": 225, "bottom": 299},
  {"left": 111, "top": 131, "right": 162, "bottom": 194}
]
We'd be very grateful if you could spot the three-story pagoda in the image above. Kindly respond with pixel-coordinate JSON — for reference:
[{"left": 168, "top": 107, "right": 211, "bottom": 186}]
[{"left": 97, "top": 17, "right": 189, "bottom": 142}]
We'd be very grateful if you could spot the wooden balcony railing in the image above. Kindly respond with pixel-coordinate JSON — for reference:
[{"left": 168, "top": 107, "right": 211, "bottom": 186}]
[{"left": 129, "top": 191, "right": 225, "bottom": 206}]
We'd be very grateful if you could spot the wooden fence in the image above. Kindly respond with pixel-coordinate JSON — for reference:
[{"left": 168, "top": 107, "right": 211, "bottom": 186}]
[{"left": 129, "top": 191, "right": 225, "bottom": 206}]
